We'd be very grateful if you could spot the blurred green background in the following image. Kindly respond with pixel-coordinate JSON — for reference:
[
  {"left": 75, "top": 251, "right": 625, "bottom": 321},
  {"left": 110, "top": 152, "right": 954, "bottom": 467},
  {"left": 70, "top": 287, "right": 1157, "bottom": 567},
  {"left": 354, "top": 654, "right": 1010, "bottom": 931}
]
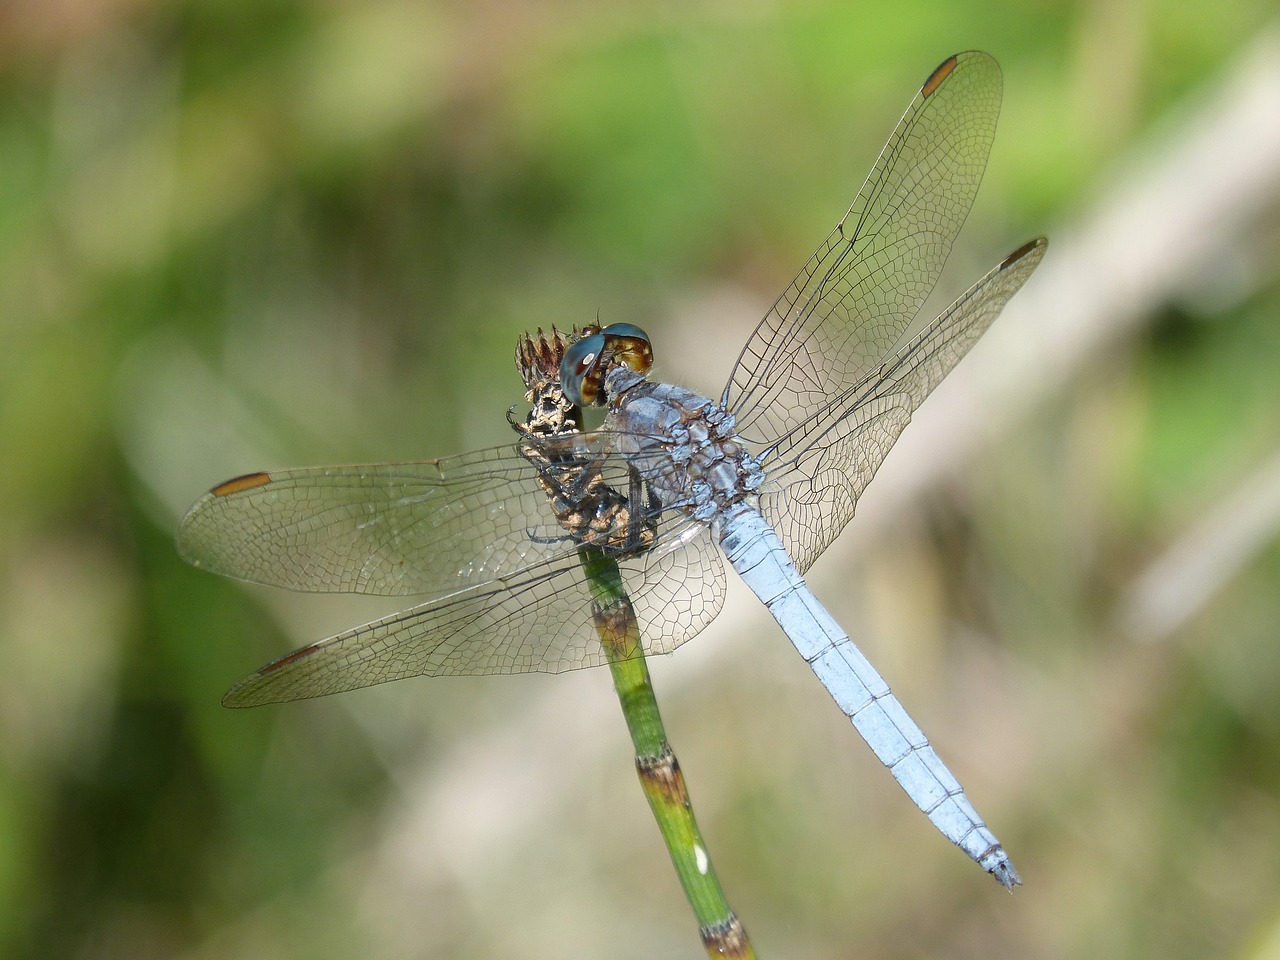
[{"left": 3, "top": 1, "right": 1280, "bottom": 958}]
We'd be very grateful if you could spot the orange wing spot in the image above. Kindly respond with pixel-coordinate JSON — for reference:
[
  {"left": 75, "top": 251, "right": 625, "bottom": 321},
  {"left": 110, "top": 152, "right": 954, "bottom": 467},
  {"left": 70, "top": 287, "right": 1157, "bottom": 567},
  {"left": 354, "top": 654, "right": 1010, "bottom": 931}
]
[
  {"left": 259, "top": 644, "right": 320, "bottom": 675},
  {"left": 1001, "top": 238, "right": 1043, "bottom": 268},
  {"left": 211, "top": 471, "right": 272, "bottom": 496},
  {"left": 922, "top": 55, "right": 959, "bottom": 98}
]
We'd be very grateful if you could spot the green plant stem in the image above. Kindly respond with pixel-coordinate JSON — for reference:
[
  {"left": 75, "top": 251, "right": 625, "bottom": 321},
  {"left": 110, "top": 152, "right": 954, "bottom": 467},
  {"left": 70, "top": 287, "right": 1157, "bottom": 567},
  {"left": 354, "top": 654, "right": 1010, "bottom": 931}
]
[{"left": 579, "top": 545, "right": 756, "bottom": 959}]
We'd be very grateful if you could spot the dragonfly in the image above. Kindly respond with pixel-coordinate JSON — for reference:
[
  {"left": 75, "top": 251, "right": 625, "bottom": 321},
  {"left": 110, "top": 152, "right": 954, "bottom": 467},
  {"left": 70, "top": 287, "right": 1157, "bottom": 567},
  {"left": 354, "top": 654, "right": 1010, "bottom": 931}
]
[{"left": 179, "top": 50, "right": 1045, "bottom": 889}]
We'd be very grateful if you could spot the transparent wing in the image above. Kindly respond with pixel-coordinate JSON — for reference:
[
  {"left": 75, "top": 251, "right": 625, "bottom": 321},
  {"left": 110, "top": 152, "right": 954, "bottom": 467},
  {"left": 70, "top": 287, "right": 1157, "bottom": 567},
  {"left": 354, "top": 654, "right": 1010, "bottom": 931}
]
[
  {"left": 177, "top": 434, "right": 682, "bottom": 599},
  {"left": 223, "top": 523, "right": 726, "bottom": 706},
  {"left": 722, "top": 51, "right": 1002, "bottom": 446},
  {"left": 759, "top": 395, "right": 913, "bottom": 574},
  {"left": 759, "top": 237, "right": 1047, "bottom": 572}
]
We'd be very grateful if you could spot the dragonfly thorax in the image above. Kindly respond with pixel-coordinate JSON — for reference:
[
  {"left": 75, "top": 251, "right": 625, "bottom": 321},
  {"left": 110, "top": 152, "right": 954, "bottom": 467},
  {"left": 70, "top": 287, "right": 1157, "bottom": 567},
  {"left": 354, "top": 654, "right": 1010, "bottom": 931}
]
[{"left": 603, "top": 374, "right": 765, "bottom": 523}]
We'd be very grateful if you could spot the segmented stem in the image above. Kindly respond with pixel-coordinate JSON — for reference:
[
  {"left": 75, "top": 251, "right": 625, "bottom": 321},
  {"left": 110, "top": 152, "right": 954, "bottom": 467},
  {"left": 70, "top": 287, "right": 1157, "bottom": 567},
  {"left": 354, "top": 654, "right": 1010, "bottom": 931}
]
[
  {"left": 579, "top": 546, "right": 754, "bottom": 959},
  {"left": 515, "top": 327, "right": 754, "bottom": 957}
]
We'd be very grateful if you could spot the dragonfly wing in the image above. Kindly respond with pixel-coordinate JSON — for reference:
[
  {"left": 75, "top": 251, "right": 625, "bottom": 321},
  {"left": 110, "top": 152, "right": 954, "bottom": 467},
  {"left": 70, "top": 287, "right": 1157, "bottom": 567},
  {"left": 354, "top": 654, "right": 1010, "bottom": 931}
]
[
  {"left": 760, "top": 237, "right": 1046, "bottom": 570},
  {"left": 760, "top": 395, "right": 913, "bottom": 574},
  {"left": 722, "top": 51, "right": 1002, "bottom": 447},
  {"left": 178, "top": 435, "right": 652, "bottom": 598},
  {"left": 222, "top": 521, "right": 726, "bottom": 705},
  {"left": 862, "top": 237, "right": 1047, "bottom": 412}
]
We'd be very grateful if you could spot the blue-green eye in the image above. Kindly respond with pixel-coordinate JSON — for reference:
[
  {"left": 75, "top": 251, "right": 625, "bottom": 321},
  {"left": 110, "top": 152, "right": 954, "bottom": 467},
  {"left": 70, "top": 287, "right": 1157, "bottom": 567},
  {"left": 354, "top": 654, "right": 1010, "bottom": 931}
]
[
  {"left": 599, "top": 322, "right": 648, "bottom": 341},
  {"left": 598, "top": 324, "right": 653, "bottom": 382},
  {"left": 560, "top": 324, "right": 654, "bottom": 407},
  {"left": 561, "top": 332, "right": 607, "bottom": 407}
]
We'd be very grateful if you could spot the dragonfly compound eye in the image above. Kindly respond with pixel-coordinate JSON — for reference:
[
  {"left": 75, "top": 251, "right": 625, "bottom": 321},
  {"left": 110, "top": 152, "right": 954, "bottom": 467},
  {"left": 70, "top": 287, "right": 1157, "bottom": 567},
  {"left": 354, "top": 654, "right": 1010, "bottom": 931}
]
[
  {"left": 561, "top": 331, "right": 608, "bottom": 407},
  {"left": 561, "top": 324, "right": 653, "bottom": 407},
  {"left": 599, "top": 323, "right": 653, "bottom": 378}
]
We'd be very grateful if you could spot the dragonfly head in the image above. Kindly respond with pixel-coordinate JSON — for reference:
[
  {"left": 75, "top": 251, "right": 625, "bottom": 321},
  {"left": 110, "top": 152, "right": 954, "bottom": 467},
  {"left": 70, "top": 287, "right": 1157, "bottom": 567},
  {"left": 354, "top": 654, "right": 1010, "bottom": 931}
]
[{"left": 561, "top": 323, "right": 653, "bottom": 406}]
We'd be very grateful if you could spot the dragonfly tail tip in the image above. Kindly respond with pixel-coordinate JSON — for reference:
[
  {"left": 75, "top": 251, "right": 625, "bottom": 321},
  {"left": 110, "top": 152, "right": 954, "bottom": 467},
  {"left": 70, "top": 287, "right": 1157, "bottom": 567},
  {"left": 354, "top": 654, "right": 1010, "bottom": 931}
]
[
  {"left": 988, "top": 852, "right": 1022, "bottom": 890},
  {"left": 975, "top": 840, "right": 1021, "bottom": 889}
]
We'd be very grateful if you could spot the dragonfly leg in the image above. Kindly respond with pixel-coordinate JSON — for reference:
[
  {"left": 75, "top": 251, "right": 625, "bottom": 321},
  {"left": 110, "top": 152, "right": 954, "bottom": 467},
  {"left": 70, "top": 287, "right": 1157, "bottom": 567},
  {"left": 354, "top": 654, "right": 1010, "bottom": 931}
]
[{"left": 618, "top": 465, "right": 661, "bottom": 554}]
